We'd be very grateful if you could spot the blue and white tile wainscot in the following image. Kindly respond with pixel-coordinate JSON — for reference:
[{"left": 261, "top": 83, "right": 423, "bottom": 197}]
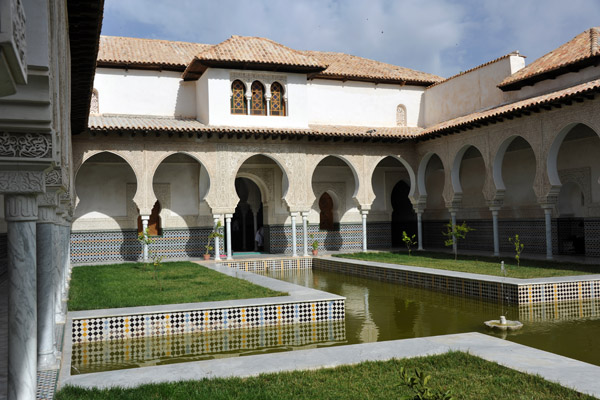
[
  {"left": 314, "top": 256, "right": 600, "bottom": 305},
  {"left": 66, "top": 262, "right": 344, "bottom": 346}
]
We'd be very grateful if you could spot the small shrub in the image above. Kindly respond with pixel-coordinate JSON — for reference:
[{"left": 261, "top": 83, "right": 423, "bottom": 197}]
[
  {"left": 508, "top": 234, "right": 524, "bottom": 267},
  {"left": 137, "top": 227, "right": 153, "bottom": 267},
  {"left": 310, "top": 234, "right": 319, "bottom": 250},
  {"left": 398, "top": 367, "right": 454, "bottom": 400},
  {"left": 442, "top": 221, "right": 473, "bottom": 260},
  {"left": 402, "top": 231, "right": 417, "bottom": 256},
  {"left": 206, "top": 221, "right": 224, "bottom": 256}
]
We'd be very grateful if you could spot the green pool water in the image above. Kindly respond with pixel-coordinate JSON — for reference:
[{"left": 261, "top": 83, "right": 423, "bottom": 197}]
[
  {"left": 271, "top": 268, "right": 600, "bottom": 366},
  {"left": 71, "top": 267, "right": 600, "bottom": 375}
]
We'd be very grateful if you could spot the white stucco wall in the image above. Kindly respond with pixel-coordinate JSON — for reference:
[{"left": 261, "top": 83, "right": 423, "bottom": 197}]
[
  {"left": 424, "top": 55, "right": 524, "bottom": 127},
  {"left": 506, "top": 65, "right": 600, "bottom": 102},
  {"left": 198, "top": 68, "right": 309, "bottom": 128},
  {"left": 307, "top": 79, "right": 424, "bottom": 127},
  {"left": 501, "top": 146, "right": 538, "bottom": 217},
  {"left": 94, "top": 68, "right": 196, "bottom": 117},
  {"left": 153, "top": 162, "right": 200, "bottom": 218},
  {"left": 74, "top": 162, "right": 136, "bottom": 220},
  {"left": 557, "top": 135, "right": 600, "bottom": 215}
]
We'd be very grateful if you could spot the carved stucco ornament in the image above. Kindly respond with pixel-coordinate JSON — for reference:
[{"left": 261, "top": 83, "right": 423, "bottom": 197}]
[{"left": 0, "top": 132, "right": 52, "bottom": 158}]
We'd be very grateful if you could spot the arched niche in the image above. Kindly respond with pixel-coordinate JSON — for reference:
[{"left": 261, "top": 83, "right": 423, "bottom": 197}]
[
  {"left": 494, "top": 136, "right": 537, "bottom": 213},
  {"left": 74, "top": 151, "right": 138, "bottom": 228},
  {"left": 311, "top": 155, "right": 358, "bottom": 222}
]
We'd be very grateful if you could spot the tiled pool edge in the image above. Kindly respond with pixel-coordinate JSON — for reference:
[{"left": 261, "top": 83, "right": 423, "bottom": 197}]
[
  {"left": 315, "top": 257, "right": 600, "bottom": 305},
  {"left": 59, "top": 262, "right": 345, "bottom": 386},
  {"left": 58, "top": 332, "right": 600, "bottom": 398}
]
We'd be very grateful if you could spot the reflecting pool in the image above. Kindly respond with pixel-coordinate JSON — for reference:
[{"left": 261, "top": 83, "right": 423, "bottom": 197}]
[{"left": 71, "top": 267, "right": 600, "bottom": 374}]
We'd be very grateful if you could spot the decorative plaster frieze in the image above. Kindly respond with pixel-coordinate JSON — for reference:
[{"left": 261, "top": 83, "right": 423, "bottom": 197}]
[
  {"left": 230, "top": 71, "right": 287, "bottom": 87},
  {"left": 4, "top": 194, "right": 37, "bottom": 222},
  {"left": 37, "top": 190, "right": 59, "bottom": 208},
  {"left": 0, "top": 132, "right": 52, "bottom": 158},
  {"left": 0, "top": 171, "right": 45, "bottom": 193}
]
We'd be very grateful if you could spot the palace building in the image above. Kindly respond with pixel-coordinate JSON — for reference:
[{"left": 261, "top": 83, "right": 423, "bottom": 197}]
[
  {"left": 71, "top": 30, "right": 600, "bottom": 264},
  {"left": 2, "top": 12, "right": 600, "bottom": 397}
]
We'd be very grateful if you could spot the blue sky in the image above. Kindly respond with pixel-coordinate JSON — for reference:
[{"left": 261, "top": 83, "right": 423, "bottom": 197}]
[{"left": 101, "top": 0, "right": 600, "bottom": 78}]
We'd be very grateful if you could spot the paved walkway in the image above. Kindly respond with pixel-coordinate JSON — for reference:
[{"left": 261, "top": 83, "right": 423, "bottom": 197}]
[{"left": 60, "top": 332, "right": 600, "bottom": 398}]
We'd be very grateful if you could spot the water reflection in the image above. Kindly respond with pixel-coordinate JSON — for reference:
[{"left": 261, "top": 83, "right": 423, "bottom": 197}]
[
  {"left": 266, "top": 269, "right": 600, "bottom": 366},
  {"left": 72, "top": 319, "right": 346, "bottom": 375}
]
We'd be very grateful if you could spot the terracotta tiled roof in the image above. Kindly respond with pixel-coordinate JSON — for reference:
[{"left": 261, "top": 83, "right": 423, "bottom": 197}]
[
  {"left": 427, "top": 53, "right": 522, "bottom": 89},
  {"left": 97, "top": 36, "right": 211, "bottom": 69},
  {"left": 96, "top": 36, "right": 440, "bottom": 85},
  {"left": 182, "top": 36, "right": 327, "bottom": 80},
  {"left": 422, "top": 79, "right": 600, "bottom": 138},
  {"left": 304, "top": 51, "right": 442, "bottom": 85},
  {"left": 499, "top": 28, "right": 600, "bottom": 91},
  {"left": 88, "top": 114, "right": 421, "bottom": 140}
]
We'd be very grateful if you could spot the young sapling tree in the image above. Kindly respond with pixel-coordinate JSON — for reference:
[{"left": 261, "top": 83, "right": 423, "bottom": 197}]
[
  {"left": 402, "top": 231, "right": 417, "bottom": 256},
  {"left": 508, "top": 234, "right": 524, "bottom": 267},
  {"left": 442, "top": 221, "right": 473, "bottom": 260}
]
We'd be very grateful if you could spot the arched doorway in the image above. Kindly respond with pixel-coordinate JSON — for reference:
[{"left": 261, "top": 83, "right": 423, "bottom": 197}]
[
  {"left": 232, "top": 177, "right": 264, "bottom": 252},
  {"left": 551, "top": 123, "right": 600, "bottom": 256},
  {"left": 391, "top": 181, "right": 416, "bottom": 247},
  {"left": 371, "top": 156, "right": 415, "bottom": 249},
  {"left": 421, "top": 153, "right": 446, "bottom": 248},
  {"left": 311, "top": 156, "right": 358, "bottom": 252},
  {"left": 73, "top": 151, "right": 139, "bottom": 262}
]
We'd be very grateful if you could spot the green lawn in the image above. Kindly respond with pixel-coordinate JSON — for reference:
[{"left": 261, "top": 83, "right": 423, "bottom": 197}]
[
  {"left": 334, "top": 251, "right": 599, "bottom": 279},
  {"left": 69, "top": 262, "right": 286, "bottom": 311},
  {"left": 55, "top": 352, "right": 594, "bottom": 400}
]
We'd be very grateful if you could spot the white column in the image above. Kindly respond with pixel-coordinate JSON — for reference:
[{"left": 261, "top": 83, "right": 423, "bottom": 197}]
[
  {"left": 302, "top": 212, "right": 309, "bottom": 257},
  {"left": 290, "top": 212, "right": 298, "bottom": 257},
  {"left": 252, "top": 209, "right": 258, "bottom": 251},
  {"left": 544, "top": 207, "right": 553, "bottom": 260},
  {"left": 450, "top": 210, "right": 457, "bottom": 254},
  {"left": 213, "top": 216, "right": 221, "bottom": 260},
  {"left": 491, "top": 208, "right": 500, "bottom": 256},
  {"left": 53, "top": 222, "right": 64, "bottom": 324},
  {"left": 5, "top": 194, "right": 38, "bottom": 400},
  {"left": 417, "top": 211, "right": 423, "bottom": 251},
  {"left": 36, "top": 205, "right": 59, "bottom": 369},
  {"left": 361, "top": 210, "right": 368, "bottom": 252},
  {"left": 141, "top": 215, "right": 149, "bottom": 262},
  {"left": 61, "top": 224, "right": 70, "bottom": 304},
  {"left": 225, "top": 214, "right": 233, "bottom": 260}
]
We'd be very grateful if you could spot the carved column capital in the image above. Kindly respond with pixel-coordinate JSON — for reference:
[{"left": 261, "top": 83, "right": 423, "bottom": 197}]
[{"left": 4, "top": 194, "right": 38, "bottom": 222}]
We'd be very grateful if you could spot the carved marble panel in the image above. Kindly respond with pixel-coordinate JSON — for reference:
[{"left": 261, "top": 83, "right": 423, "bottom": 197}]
[
  {"left": 0, "top": 132, "right": 52, "bottom": 158},
  {"left": 0, "top": 171, "right": 45, "bottom": 193}
]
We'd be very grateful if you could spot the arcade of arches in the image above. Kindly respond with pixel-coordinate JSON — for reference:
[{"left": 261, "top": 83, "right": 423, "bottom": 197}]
[{"left": 70, "top": 116, "right": 600, "bottom": 263}]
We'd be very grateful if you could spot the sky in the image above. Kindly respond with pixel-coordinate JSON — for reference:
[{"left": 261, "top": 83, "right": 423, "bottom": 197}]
[{"left": 101, "top": 0, "right": 600, "bottom": 78}]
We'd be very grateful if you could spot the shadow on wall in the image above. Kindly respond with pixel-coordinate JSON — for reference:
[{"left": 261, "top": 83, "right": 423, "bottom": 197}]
[{"left": 324, "top": 228, "right": 343, "bottom": 251}]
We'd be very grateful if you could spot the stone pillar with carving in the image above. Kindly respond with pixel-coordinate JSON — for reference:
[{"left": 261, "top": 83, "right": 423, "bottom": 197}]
[
  {"left": 1, "top": 169, "right": 45, "bottom": 400},
  {"left": 36, "top": 191, "right": 60, "bottom": 369}
]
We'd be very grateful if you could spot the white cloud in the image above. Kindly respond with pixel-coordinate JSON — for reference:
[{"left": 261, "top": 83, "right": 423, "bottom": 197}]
[{"left": 102, "top": 0, "right": 600, "bottom": 77}]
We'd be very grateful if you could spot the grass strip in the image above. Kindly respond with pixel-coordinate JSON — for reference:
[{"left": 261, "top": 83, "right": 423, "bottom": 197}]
[
  {"left": 55, "top": 351, "right": 594, "bottom": 400},
  {"left": 334, "top": 251, "right": 599, "bottom": 278},
  {"left": 69, "top": 261, "right": 286, "bottom": 310}
]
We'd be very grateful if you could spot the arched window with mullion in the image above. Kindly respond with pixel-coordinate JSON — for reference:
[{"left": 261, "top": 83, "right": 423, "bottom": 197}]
[
  {"left": 270, "top": 82, "right": 286, "bottom": 116},
  {"left": 230, "top": 80, "right": 247, "bottom": 114},
  {"left": 250, "top": 81, "right": 267, "bottom": 115}
]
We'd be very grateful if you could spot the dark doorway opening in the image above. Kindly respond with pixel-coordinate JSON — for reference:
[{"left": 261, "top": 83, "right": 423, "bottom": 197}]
[{"left": 391, "top": 181, "right": 416, "bottom": 247}]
